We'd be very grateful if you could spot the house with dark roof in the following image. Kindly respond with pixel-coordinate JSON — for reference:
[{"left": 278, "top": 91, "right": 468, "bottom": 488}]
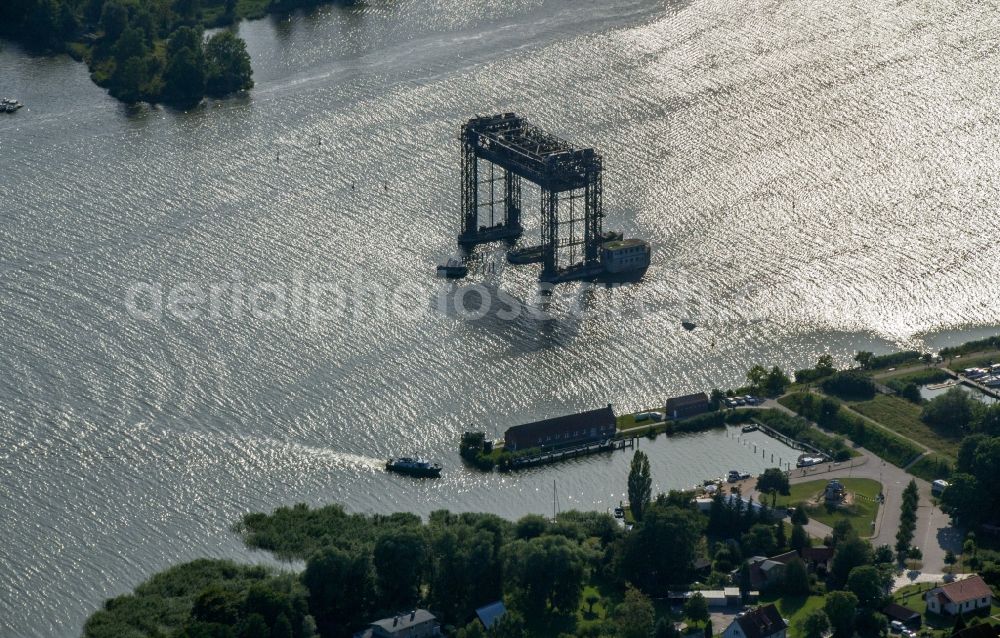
[
  {"left": 799, "top": 546, "right": 834, "bottom": 571},
  {"left": 665, "top": 392, "right": 710, "bottom": 419},
  {"left": 925, "top": 575, "right": 993, "bottom": 616},
  {"left": 354, "top": 610, "right": 441, "bottom": 638},
  {"left": 739, "top": 551, "right": 799, "bottom": 589},
  {"left": 882, "top": 603, "right": 921, "bottom": 629},
  {"left": 722, "top": 604, "right": 787, "bottom": 638},
  {"left": 503, "top": 405, "right": 616, "bottom": 451},
  {"left": 953, "top": 624, "right": 1000, "bottom": 638}
]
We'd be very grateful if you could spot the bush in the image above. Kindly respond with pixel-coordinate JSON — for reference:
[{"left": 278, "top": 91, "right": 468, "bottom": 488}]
[
  {"left": 821, "top": 371, "right": 876, "bottom": 401},
  {"left": 753, "top": 409, "right": 852, "bottom": 459},
  {"left": 666, "top": 411, "right": 726, "bottom": 434},
  {"left": 869, "top": 350, "right": 922, "bottom": 370},
  {"left": 907, "top": 453, "right": 953, "bottom": 482},
  {"left": 921, "top": 387, "right": 980, "bottom": 436},
  {"left": 460, "top": 432, "right": 497, "bottom": 470},
  {"left": 779, "top": 394, "right": 922, "bottom": 467},
  {"left": 940, "top": 335, "right": 1000, "bottom": 358}
]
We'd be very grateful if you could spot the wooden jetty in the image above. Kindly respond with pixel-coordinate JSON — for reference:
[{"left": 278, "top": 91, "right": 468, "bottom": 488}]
[
  {"left": 749, "top": 418, "right": 831, "bottom": 462},
  {"left": 940, "top": 368, "right": 1000, "bottom": 400}
]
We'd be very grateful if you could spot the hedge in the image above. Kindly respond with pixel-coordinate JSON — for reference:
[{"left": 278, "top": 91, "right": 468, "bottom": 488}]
[
  {"left": 870, "top": 350, "right": 922, "bottom": 370},
  {"left": 778, "top": 393, "right": 923, "bottom": 468},
  {"left": 940, "top": 335, "right": 1000, "bottom": 358},
  {"left": 752, "top": 409, "right": 853, "bottom": 460},
  {"left": 907, "top": 453, "right": 953, "bottom": 482}
]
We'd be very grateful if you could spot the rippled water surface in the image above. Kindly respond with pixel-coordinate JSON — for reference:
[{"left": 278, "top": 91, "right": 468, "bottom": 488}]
[{"left": 2, "top": 0, "right": 1000, "bottom": 634}]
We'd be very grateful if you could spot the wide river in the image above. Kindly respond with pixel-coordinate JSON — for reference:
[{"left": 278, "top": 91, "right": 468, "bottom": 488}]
[{"left": 2, "top": 0, "right": 1000, "bottom": 635}]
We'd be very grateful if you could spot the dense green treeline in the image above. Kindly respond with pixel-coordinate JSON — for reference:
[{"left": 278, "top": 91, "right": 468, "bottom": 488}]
[
  {"left": 83, "top": 559, "right": 316, "bottom": 638},
  {"left": 0, "top": 0, "right": 354, "bottom": 104},
  {"left": 235, "top": 503, "right": 632, "bottom": 636},
  {"left": 87, "top": 468, "right": 932, "bottom": 638}
]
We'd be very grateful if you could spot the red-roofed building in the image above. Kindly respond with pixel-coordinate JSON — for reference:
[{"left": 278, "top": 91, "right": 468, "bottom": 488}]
[
  {"left": 925, "top": 576, "right": 993, "bottom": 616},
  {"left": 722, "top": 604, "right": 787, "bottom": 638}
]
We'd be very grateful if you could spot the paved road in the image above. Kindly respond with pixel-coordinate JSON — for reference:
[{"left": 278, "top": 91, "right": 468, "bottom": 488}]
[{"left": 746, "top": 404, "right": 963, "bottom": 572}]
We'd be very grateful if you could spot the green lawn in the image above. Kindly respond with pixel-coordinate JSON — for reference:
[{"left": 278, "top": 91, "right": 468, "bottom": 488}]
[
  {"left": 617, "top": 410, "right": 666, "bottom": 432},
  {"left": 576, "top": 584, "right": 611, "bottom": 632},
  {"left": 758, "top": 594, "right": 826, "bottom": 637},
  {"left": 907, "top": 453, "right": 954, "bottom": 482},
  {"left": 850, "top": 395, "right": 960, "bottom": 458},
  {"left": 893, "top": 582, "right": 933, "bottom": 616},
  {"left": 770, "top": 478, "right": 881, "bottom": 538}
]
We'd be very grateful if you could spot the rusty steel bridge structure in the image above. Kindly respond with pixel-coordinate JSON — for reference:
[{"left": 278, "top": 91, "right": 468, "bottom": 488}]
[{"left": 457, "top": 113, "right": 605, "bottom": 280}]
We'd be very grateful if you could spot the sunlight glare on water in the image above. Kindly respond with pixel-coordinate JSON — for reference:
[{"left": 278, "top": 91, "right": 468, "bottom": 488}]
[{"left": 1, "top": 0, "right": 999, "bottom": 634}]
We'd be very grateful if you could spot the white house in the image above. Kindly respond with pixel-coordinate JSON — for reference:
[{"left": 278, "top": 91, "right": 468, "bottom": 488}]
[
  {"left": 925, "top": 576, "right": 992, "bottom": 616},
  {"left": 723, "top": 604, "right": 787, "bottom": 638}
]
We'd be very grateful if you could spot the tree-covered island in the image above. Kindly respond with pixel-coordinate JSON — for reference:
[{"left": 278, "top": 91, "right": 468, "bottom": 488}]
[{"left": 0, "top": 0, "right": 356, "bottom": 106}]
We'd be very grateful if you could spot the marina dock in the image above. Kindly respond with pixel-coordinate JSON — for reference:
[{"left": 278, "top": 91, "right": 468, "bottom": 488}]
[{"left": 504, "top": 436, "right": 636, "bottom": 470}]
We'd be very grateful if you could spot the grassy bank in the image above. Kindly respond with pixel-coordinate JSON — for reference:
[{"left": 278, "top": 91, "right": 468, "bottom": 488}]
[
  {"left": 753, "top": 409, "right": 858, "bottom": 460},
  {"left": 849, "top": 395, "right": 960, "bottom": 458},
  {"left": 778, "top": 393, "right": 923, "bottom": 469},
  {"left": 907, "top": 453, "right": 953, "bottom": 482}
]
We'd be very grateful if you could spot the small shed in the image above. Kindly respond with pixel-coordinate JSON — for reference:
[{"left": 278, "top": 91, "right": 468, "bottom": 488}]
[
  {"left": 882, "top": 603, "right": 921, "bottom": 629},
  {"left": 665, "top": 393, "right": 710, "bottom": 419}
]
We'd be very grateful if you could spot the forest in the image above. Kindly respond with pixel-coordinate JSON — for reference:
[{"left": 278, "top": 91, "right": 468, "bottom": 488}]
[{"left": 0, "top": 0, "right": 354, "bottom": 104}]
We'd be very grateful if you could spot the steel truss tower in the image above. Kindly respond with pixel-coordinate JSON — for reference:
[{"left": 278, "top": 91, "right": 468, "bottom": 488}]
[{"left": 458, "top": 113, "right": 604, "bottom": 280}]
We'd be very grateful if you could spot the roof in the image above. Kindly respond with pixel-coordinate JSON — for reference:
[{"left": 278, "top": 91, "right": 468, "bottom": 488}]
[
  {"left": 931, "top": 575, "right": 993, "bottom": 605},
  {"left": 768, "top": 551, "right": 799, "bottom": 565},
  {"left": 504, "top": 406, "right": 615, "bottom": 440},
  {"left": 733, "top": 604, "right": 788, "bottom": 638},
  {"left": 953, "top": 625, "right": 1000, "bottom": 638},
  {"left": 882, "top": 603, "right": 920, "bottom": 622},
  {"left": 800, "top": 546, "right": 834, "bottom": 563},
  {"left": 370, "top": 610, "right": 436, "bottom": 633},
  {"left": 603, "top": 238, "right": 649, "bottom": 251},
  {"left": 475, "top": 601, "right": 506, "bottom": 629},
  {"left": 666, "top": 392, "right": 710, "bottom": 409}
]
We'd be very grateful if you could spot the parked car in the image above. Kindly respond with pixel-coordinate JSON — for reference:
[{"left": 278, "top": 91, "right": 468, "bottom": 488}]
[{"left": 635, "top": 410, "right": 663, "bottom": 421}]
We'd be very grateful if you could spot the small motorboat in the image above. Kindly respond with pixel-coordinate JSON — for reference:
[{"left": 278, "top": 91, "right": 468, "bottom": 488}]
[
  {"left": 436, "top": 257, "right": 468, "bottom": 279},
  {"left": 1, "top": 98, "right": 24, "bottom": 113},
  {"left": 386, "top": 456, "right": 442, "bottom": 478}
]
